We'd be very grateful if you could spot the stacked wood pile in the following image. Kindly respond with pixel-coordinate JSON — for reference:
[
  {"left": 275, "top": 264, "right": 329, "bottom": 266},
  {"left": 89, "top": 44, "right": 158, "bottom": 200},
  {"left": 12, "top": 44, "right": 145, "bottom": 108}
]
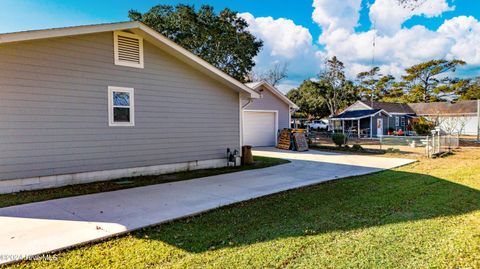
[
  {"left": 277, "top": 129, "right": 308, "bottom": 151},
  {"left": 277, "top": 129, "right": 291, "bottom": 150}
]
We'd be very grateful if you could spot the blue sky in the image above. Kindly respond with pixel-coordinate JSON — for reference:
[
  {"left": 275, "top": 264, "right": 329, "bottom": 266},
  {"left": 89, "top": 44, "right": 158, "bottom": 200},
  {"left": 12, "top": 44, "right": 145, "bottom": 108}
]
[{"left": 2, "top": 0, "right": 479, "bottom": 92}]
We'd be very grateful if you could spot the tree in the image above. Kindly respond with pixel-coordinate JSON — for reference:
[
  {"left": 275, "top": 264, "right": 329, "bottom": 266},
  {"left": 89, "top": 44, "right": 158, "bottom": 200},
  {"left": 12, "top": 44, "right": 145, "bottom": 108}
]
[
  {"left": 381, "top": 81, "right": 409, "bottom": 103},
  {"left": 129, "top": 4, "right": 263, "bottom": 82},
  {"left": 401, "top": 59, "right": 466, "bottom": 102},
  {"left": 457, "top": 77, "right": 480, "bottom": 100},
  {"left": 286, "top": 80, "right": 330, "bottom": 119},
  {"left": 357, "top": 67, "right": 381, "bottom": 102},
  {"left": 248, "top": 62, "right": 289, "bottom": 86},
  {"left": 318, "top": 56, "right": 356, "bottom": 115},
  {"left": 357, "top": 67, "right": 396, "bottom": 103}
]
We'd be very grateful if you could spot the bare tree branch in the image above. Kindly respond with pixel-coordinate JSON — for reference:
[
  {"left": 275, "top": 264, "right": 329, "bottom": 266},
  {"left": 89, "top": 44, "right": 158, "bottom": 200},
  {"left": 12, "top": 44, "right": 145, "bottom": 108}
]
[{"left": 247, "top": 62, "right": 289, "bottom": 86}]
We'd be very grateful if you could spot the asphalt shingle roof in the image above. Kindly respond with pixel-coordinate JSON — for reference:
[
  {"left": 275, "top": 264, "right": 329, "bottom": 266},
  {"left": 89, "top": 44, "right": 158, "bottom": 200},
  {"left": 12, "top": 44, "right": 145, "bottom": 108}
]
[
  {"left": 408, "top": 100, "right": 478, "bottom": 115},
  {"left": 370, "top": 102, "right": 416, "bottom": 114},
  {"left": 331, "top": 109, "right": 381, "bottom": 119}
]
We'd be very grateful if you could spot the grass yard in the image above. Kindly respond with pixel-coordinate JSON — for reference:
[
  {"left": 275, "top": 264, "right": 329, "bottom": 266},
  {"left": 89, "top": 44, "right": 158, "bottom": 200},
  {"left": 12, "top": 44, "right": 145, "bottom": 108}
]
[
  {"left": 0, "top": 156, "right": 289, "bottom": 208},
  {"left": 8, "top": 148, "right": 480, "bottom": 268}
]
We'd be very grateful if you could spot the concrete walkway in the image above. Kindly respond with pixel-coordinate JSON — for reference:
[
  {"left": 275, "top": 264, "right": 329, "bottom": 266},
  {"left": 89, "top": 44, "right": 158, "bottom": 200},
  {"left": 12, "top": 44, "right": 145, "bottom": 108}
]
[{"left": 0, "top": 148, "right": 415, "bottom": 264}]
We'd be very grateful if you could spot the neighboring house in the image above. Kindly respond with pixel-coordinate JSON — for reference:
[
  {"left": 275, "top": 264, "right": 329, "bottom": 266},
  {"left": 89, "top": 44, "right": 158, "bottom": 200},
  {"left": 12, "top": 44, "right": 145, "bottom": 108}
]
[
  {"left": 330, "top": 101, "right": 416, "bottom": 137},
  {"left": 409, "top": 100, "right": 479, "bottom": 135},
  {"left": 0, "top": 21, "right": 260, "bottom": 193},
  {"left": 331, "top": 100, "right": 480, "bottom": 137},
  {"left": 242, "top": 81, "right": 299, "bottom": 147}
]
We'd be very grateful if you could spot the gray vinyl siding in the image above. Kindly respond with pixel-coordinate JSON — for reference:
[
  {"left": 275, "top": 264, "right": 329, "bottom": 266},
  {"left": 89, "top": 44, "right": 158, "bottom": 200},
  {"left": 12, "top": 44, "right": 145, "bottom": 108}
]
[
  {"left": 0, "top": 32, "right": 240, "bottom": 180},
  {"left": 371, "top": 114, "right": 387, "bottom": 137},
  {"left": 347, "top": 102, "right": 371, "bottom": 111},
  {"left": 244, "top": 86, "right": 290, "bottom": 130},
  {"left": 388, "top": 115, "right": 410, "bottom": 132}
]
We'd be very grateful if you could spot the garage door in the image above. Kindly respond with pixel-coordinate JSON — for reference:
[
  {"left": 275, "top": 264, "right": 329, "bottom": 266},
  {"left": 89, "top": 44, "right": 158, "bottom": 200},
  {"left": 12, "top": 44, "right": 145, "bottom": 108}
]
[{"left": 243, "top": 111, "right": 276, "bottom": 147}]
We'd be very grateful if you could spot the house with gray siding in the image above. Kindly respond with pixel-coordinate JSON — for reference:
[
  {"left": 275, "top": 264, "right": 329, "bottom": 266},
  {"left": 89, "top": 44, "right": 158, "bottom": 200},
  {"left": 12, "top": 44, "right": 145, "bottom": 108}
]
[
  {"left": 0, "top": 21, "right": 260, "bottom": 193},
  {"left": 331, "top": 101, "right": 416, "bottom": 137},
  {"left": 242, "top": 81, "right": 298, "bottom": 147}
]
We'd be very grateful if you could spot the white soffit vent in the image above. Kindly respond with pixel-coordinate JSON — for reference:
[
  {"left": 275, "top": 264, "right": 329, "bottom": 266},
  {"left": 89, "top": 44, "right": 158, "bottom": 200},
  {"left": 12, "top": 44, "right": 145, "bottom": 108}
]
[{"left": 114, "top": 31, "right": 144, "bottom": 68}]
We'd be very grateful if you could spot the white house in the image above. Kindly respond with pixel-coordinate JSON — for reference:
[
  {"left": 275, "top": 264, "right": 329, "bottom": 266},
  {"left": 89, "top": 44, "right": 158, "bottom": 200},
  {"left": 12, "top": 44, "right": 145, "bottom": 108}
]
[{"left": 409, "top": 100, "right": 479, "bottom": 136}]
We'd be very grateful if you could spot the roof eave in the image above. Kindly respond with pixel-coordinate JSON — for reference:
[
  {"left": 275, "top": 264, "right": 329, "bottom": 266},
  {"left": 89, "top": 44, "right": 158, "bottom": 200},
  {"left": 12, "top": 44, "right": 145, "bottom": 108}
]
[
  {"left": 0, "top": 21, "right": 260, "bottom": 99},
  {"left": 135, "top": 24, "right": 259, "bottom": 98},
  {"left": 247, "top": 80, "right": 299, "bottom": 108},
  {"left": 0, "top": 21, "right": 141, "bottom": 44},
  {"left": 330, "top": 109, "right": 390, "bottom": 120}
]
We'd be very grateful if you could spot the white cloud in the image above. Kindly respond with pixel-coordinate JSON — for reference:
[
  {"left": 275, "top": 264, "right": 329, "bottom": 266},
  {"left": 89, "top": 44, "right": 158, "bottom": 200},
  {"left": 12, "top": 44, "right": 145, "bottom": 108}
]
[
  {"left": 312, "top": 0, "right": 362, "bottom": 34},
  {"left": 311, "top": 0, "right": 479, "bottom": 78},
  {"left": 239, "top": 12, "right": 314, "bottom": 59},
  {"left": 320, "top": 16, "right": 480, "bottom": 78},
  {"left": 239, "top": 1, "right": 480, "bottom": 93},
  {"left": 369, "top": 0, "right": 454, "bottom": 35},
  {"left": 239, "top": 12, "right": 324, "bottom": 91},
  {"left": 438, "top": 16, "right": 480, "bottom": 64}
]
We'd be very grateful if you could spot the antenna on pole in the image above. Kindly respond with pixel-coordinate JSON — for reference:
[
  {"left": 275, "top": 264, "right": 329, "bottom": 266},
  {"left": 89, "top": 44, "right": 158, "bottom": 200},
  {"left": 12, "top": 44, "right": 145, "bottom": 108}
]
[{"left": 371, "top": 19, "right": 377, "bottom": 107}]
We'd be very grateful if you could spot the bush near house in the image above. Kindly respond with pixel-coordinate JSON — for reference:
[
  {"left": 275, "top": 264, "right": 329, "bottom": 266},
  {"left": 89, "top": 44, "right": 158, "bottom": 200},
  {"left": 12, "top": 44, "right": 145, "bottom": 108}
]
[
  {"left": 412, "top": 117, "right": 436, "bottom": 135},
  {"left": 332, "top": 133, "right": 347, "bottom": 147},
  {"left": 351, "top": 144, "right": 364, "bottom": 152}
]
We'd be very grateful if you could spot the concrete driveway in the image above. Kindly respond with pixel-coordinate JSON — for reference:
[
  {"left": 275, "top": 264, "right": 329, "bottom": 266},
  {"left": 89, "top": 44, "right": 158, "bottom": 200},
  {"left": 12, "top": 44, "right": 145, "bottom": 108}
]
[{"left": 0, "top": 148, "right": 415, "bottom": 264}]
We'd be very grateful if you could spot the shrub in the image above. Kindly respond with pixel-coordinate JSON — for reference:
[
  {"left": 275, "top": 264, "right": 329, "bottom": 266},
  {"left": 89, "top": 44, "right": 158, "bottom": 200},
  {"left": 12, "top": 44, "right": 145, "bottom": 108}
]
[
  {"left": 412, "top": 117, "right": 436, "bottom": 135},
  {"left": 386, "top": 148, "right": 401, "bottom": 153},
  {"left": 351, "top": 144, "right": 364, "bottom": 152},
  {"left": 332, "top": 133, "right": 347, "bottom": 147}
]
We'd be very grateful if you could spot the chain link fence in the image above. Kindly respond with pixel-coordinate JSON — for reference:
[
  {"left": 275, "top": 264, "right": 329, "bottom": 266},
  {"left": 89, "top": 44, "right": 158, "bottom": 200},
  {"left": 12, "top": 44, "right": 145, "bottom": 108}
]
[{"left": 308, "top": 130, "right": 460, "bottom": 157}]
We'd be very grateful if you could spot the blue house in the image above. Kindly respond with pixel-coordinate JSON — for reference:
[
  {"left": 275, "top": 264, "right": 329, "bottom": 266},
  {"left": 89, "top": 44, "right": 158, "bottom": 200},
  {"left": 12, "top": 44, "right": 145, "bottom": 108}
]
[{"left": 330, "top": 101, "right": 416, "bottom": 138}]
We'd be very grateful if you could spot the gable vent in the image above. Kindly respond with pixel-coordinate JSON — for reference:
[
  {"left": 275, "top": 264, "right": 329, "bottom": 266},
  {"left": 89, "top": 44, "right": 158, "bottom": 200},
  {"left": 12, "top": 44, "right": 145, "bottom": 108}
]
[{"left": 114, "top": 31, "right": 144, "bottom": 69}]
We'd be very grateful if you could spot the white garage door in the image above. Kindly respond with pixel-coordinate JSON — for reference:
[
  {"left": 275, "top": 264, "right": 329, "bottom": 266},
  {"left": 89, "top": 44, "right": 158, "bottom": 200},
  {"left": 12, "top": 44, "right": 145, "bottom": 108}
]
[{"left": 243, "top": 111, "right": 277, "bottom": 147}]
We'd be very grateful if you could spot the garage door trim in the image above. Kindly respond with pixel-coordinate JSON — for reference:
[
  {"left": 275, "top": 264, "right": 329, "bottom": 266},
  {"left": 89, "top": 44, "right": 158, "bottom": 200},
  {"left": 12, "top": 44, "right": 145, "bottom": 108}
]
[{"left": 243, "top": 109, "right": 278, "bottom": 146}]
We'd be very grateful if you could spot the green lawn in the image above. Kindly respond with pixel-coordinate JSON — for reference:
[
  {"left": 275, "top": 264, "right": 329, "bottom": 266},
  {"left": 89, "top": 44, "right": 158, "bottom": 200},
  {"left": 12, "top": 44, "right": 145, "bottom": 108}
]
[
  {"left": 0, "top": 156, "right": 289, "bottom": 208},
  {"left": 9, "top": 149, "right": 480, "bottom": 268}
]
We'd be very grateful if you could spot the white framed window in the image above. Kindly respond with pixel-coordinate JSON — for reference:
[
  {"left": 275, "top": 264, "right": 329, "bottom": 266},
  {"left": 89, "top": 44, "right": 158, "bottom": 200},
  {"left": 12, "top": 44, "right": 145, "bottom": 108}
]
[
  {"left": 108, "top": 86, "right": 134, "bottom": 127},
  {"left": 395, "top": 116, "right": 400, "bottom": 126},
  {"left": 401, "top": 117, "right": 406, "bottom": 126},
  {"left": 114, "top": 31, "right": 144, "bottom": 69}
]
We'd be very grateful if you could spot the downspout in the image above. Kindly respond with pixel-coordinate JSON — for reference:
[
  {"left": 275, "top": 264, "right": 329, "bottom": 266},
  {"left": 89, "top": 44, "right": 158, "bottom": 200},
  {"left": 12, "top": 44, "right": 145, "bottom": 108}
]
[{"left": 242, "top": 98, "right": 254, "bottom": 109}]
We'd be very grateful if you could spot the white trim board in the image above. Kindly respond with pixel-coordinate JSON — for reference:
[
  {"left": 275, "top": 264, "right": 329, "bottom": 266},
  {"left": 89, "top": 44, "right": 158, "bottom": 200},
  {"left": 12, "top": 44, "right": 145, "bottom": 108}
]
[
  {"left": 341, "top": 100, "right": 373, "bottom": 112},
  {"left": 330, "top": 109, "right": 391, "bottom": 121},
  {"left": 243, "top": 109, "right": 279, "bottom": 146},
  {"left": 245, "top": 81, "right": 299, "bottom": 110},
  {"left": 108, "top": 86, "right": 135, "bottom": 127},
  {"left": 113, "top": 31, "right": 144, "bottom": 69},
  {"left": 239, "top": 93, "right": 243, "bottom": 154},
  {"left": 0, "top": 159, "right": 228, "bottom": 194},
  {"left": 0, "top": 21, "right": 260, "bottom": 99}
]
